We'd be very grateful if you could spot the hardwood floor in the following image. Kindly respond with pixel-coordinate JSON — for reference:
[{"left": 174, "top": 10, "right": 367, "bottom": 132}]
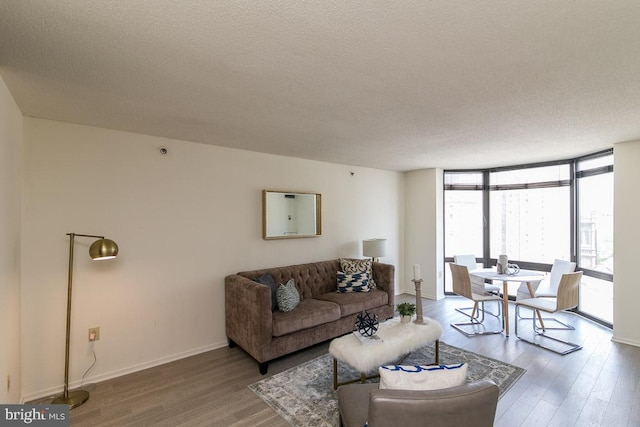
[{"left": 48, "top": 295, "right": 639, "bottom": 426}]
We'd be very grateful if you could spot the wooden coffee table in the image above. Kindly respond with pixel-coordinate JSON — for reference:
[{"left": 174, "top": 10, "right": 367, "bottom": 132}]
[{"left": 329, "top": 317, "right": 442, "bottom": 389}]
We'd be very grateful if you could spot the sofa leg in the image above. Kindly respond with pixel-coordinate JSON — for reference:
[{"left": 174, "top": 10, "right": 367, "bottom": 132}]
[
  {"left": 259, "top": 362, "right": 269, "bottom": 375},
  {"left": 228, "top": 338, "right": 236, "bottom": 348}
]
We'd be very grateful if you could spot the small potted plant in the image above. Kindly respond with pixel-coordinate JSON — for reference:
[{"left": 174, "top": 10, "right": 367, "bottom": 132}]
[{"left": 396, "top": 302, "right": 416, "bottom": 323}]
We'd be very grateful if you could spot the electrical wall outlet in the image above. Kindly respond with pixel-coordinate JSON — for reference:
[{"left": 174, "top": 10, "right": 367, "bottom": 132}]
[{"left": 88, "top": 327, "right": 100, "bottom": 341}]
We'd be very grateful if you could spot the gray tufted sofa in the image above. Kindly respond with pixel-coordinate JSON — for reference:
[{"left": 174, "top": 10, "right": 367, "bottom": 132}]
[{"left": 225, "top": 259, "right": 395, "bottom": 374}]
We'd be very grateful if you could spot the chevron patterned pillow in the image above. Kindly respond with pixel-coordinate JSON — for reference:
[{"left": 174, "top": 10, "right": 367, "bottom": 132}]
[
  {"left": 337, "top": 271, "right": 370, "bottom": 293},
  {"left": 340, "top": 258, "right": 376, "bottom": 289}
]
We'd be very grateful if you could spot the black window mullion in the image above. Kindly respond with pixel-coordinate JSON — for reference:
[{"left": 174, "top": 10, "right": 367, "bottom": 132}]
[
  {"left": 482, "top": 170, "right": 490, "bottom": 268},
  {"left": 570, "top": 161, "right": 577, "bottom": 263},
  {"left": 576, "top": 165, "right": 613, "bottom": 178},
  {"left": 489, "top": 179, "right": 571, "bottom": 191}
]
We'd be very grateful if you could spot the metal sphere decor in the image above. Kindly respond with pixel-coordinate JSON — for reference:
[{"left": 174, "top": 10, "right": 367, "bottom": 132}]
[{"left": 355, "top": 311, "right": 379, "bottom": 337}]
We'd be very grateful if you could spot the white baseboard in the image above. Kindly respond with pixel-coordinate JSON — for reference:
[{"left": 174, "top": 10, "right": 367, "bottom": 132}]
[
  {"left": 611, "top": 336, "right": 640, "bottom": 348},
  {"left": 22, "top": 339, "right": 229, "bottom": 404},
  {"left": 403, "top": 289, "right": 440, "bottom": 300}
]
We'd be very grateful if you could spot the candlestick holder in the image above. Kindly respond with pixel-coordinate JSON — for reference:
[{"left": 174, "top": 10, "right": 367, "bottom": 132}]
[{"left": 412, "top": 279, "right": 426, "bottom": 324}]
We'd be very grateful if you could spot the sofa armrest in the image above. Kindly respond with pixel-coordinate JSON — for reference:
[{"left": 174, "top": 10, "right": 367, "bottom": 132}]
[
  {"left": 225, "top": 274, "right": 273, "bottom": 357},
  {"left": 373, "top": 262, "right": 395, "bottom": 308}
]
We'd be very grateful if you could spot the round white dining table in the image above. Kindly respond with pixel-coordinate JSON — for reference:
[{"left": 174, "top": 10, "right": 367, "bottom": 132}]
[{"left": 469, "top": 268, "right": 545, "bottom": 336}]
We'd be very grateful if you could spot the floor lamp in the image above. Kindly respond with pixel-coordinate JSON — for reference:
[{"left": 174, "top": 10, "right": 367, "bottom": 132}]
[{"left": 52, "top": 233, "right": 118, "bottom": 409}]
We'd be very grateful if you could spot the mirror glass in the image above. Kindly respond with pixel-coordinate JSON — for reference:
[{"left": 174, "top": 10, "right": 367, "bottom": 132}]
[{"left": 263, "top": 190, "right": 322, "bottom": 239}]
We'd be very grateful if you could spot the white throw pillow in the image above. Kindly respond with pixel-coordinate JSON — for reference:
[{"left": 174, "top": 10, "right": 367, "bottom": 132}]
[{"left": 378, "top": 363, "right": 468, "bottom": 391}]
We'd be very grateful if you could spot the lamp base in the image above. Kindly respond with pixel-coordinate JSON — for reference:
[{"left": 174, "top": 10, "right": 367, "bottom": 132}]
[{"left": 52, "top": 389, "right": 89, "bottom": 409}]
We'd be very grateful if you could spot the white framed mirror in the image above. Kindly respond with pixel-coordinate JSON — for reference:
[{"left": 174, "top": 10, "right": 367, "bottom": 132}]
[{"left": 263, "top": 190, "right": 322, "bottom": 239}]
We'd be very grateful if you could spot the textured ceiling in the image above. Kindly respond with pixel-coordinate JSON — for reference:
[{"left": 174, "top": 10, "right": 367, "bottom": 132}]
[{"left": 1, "top": 1, "right": 639, "bottom": 171}]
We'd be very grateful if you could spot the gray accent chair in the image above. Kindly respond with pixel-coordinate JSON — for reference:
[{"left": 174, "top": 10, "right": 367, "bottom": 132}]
[{"left": 337, "top": 379, "right": 499, "bottom": 427}]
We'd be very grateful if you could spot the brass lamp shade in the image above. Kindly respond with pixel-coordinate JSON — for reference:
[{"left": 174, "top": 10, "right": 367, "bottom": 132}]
[{"left": 90, "top": 238, "right": 119, "bottom": 260}]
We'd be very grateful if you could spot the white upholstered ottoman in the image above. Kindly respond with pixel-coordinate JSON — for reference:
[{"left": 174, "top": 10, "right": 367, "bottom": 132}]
[{"left": 329, "top": 317, "right": 443, "bottom": 389}]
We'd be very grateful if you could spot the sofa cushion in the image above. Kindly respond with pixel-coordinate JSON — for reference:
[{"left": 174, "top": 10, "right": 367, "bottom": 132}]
[
  {"left": 337, "top": 271, "right": 370, "bottom": 293},
  {"left": 316, "top": 288, "right": 389, "bottom": 317},
  {"left": 272, "top": 298, "right": 341, "bottom": 337},
  {"left": 379, "top": 363, "right": 468, "bottom": 391},
  {"left": 276, "top": 278, "right": 300, "bottom": 312},
  {"left": 341, "top": 258, "right": 376, "bottom": 288},
  {"left": 254, "top": 273, "right": 278, "bottom": 311}
]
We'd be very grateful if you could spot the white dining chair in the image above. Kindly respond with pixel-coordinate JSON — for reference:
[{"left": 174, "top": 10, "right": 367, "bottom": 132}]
[
  {"left": 516, "top": 259, "right": 576, "bottom": 329},
  {"left": 453, "top": 255, "right": 501, "bottom": 318},
  {"left": 515, "top": 271, "right": 583, "bottom": 355}
]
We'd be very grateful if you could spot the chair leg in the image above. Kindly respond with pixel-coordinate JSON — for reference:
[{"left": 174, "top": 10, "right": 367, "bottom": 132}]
[
  {"left": 470, "top": 302, "right": 478, "bottom": 320},
  {"left": 451, "top": 300, "right": 504, "bottom": 337},
  {"left": 455, "top": 298, "right": 502, "bottom": 319},
  {"left": 515, "top": 305, "right": 582, "bottom": 355}
]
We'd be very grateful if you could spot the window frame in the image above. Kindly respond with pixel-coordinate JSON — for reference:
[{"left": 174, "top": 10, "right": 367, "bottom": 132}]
[{"left": 444, "top": 149, "right": 613, "bottom": 328}]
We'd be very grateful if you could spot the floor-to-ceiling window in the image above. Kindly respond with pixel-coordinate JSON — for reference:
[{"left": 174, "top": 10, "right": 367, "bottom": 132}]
[
  {"left": 443, "top": 172, "right": 485, "bottom": 290},
  {"left": 444, "top": 150, "right": 613, "bottom": 327},
  {"left": 444, "top": 172, "right": 484, "bottom": 257},
  {"left": 575, "top": 153, "right": 614, "bottom": 324},
  {"left": 489, "top": 165, "right": 571, "bottom": 265}
]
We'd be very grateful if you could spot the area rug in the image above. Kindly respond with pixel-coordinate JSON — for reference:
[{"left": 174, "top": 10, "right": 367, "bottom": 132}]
[{"left": 248, "top": 341, "right": 525, "bottom": 427}]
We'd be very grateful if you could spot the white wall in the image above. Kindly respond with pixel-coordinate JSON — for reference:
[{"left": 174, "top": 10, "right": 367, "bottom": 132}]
[
  {"left": 0, "top": 76, "right": 23, "bottom": 403},
  {"left": 613, "top": 140, "right": 640, "bottom": 346},
  {"left": 404, "top": 168, "right": 444, "bottom": 300},
  {"left": 21, "top": 118, "right": 404, "bottom": 400}
]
